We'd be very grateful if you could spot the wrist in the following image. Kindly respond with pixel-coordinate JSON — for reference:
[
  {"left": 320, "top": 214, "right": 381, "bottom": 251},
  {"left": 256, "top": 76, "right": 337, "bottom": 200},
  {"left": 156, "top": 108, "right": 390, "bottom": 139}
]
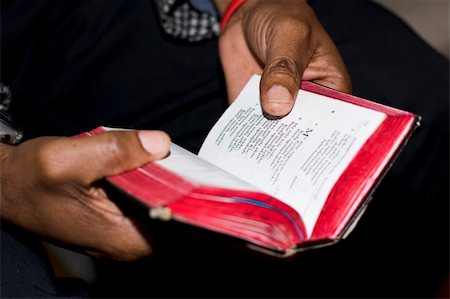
[
  {"left": 219, "top": 0, "right": 310, "bottom": 32},
  {"left": 0, "top": 144, "right": 19, "bottom": 222},
  {"left": 220, "top": 0, "right": 247, "bottom": 31},
  {"left": 213, "top": 0, "right": 230, "bottom": 15}
]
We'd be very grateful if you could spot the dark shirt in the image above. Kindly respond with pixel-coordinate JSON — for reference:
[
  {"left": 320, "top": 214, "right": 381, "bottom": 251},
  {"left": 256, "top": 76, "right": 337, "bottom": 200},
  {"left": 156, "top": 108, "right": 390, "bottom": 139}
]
[
  {"left": 1, "top": 0, "right": 448, "bottom": 297},
  {"left": 2, "top": 1, "right": 226, "bottom": 297},
  {"left": 3, "top": 0, "right": 227, "bottom": 152}
]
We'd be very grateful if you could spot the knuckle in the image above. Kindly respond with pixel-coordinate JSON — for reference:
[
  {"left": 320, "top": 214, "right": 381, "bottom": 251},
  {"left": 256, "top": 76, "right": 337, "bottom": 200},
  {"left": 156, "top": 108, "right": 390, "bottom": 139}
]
[
  {"left": 35, "top": 140, "right": 67, "bottom": 183},
  {"left": 275, "top": 16, "right": 311, "bottom": 40},
  {"left": 99, "top": 132, "right": 147, "bottom": 173},
  {"left": 102, "top": 133, "right": 123, "bottom": 156},
  {"left": 101, "top": 133, "right": 131, "bottom": 168}
]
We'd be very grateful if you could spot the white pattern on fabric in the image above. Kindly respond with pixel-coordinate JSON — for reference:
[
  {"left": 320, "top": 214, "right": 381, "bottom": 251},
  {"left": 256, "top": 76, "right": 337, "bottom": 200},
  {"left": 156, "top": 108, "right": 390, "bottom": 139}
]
[{"left": 154, "top": 0, "right": 220, "bottom": 42}]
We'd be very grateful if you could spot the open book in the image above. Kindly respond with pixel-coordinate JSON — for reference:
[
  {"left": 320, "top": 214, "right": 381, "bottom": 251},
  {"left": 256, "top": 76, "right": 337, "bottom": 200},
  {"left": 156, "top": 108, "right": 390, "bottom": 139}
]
[{"left": 83, "top": 75, "right": 419, "bottom": 257}]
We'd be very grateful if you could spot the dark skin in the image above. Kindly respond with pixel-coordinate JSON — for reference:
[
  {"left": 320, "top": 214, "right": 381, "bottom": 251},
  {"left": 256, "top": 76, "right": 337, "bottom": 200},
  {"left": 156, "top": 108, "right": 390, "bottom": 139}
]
[
  {"left": 0, "top": 0, "right": 351, "bottom": 261},
  {"left": 218, "top": 0, "right": 351, "bottom": 116},
  {"left": 1, "top": 131, "right": 171, "bottom": 260}
]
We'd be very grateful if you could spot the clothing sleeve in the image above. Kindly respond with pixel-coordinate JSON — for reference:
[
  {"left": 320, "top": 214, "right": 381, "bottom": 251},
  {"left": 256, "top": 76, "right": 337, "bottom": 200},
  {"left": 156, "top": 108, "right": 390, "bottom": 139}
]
[
  {"left": 189, "top": 0, "right": 218, "bottom": 15},
  {"left": 154, "top": 0, "right": 220, "bottom": 42}
]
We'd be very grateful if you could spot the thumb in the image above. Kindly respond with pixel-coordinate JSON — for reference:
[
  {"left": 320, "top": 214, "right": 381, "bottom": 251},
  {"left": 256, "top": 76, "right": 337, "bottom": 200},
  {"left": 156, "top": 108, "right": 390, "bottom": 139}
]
[
  {"left": 259, "top": 28, "right": 312, "bottom": 118},
  {"left": 260, "top": 56, "right": 305, "bottom": 118},
  {"left": 71, "top": 130, "right": 171, "bottom": 183}
]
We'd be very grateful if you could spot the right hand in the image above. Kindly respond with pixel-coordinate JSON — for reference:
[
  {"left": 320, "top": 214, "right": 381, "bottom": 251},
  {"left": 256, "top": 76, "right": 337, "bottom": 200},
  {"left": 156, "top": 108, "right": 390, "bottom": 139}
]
[
  {"left": 0, "top": 129, "right": 171, "bottom": 261},
  {"left": 219, "top": 0, "right": 352, "bottom": 117}
]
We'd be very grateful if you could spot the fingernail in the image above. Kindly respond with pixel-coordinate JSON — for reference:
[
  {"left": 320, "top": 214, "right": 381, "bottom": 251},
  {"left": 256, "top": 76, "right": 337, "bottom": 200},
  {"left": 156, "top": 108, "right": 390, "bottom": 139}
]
[
  {"left": 265, "top": 85, "right": 293, "bottom": 117},
  {"left": 138, "top": 131, "right": 170, "bottom": 156},
  {"left": 267, "top": 84, "right": 291, "bottom": 103}
]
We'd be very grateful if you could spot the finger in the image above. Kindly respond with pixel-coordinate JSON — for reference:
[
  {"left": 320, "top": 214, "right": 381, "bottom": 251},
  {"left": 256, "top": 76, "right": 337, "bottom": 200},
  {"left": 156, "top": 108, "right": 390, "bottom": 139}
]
[
  {"left": 84, "top": 130, "right": 171, "bottom": 181},
  {"left": 45, "top": 130, "right": 171, "bottom": 184},
  {"left": 301, "top": 38, "right": 352, "bottom": 94},
  {"left": 302, "top": 63, "right": 352, "bottom": 94},
  {"left": 261, "top": 57, "right": 304, "bottom": 118},
  {"left": 260, "top": 23, "right": 313, "bottom": 117}
]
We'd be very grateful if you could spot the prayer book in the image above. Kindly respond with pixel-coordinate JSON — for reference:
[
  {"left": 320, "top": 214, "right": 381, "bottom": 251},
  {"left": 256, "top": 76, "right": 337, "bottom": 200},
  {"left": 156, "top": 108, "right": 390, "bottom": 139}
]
[{"left": 83, "top": 75, "right": 419, "bottom": 257}]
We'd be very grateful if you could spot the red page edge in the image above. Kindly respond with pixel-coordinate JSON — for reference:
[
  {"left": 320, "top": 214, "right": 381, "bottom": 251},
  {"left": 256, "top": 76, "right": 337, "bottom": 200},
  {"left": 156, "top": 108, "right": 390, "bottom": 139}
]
[{"left": 300, "top": 81, "right": 419, "bottom": 242}]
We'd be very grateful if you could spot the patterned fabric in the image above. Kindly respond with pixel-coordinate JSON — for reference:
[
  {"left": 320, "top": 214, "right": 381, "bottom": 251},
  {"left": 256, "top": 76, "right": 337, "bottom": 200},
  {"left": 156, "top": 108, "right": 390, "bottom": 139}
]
[
  {"left": 154, "top": 0, "right": 220, "bottom": 42},
  {"left": 0, "top": 82, "right": 12, "bottom": 111}
]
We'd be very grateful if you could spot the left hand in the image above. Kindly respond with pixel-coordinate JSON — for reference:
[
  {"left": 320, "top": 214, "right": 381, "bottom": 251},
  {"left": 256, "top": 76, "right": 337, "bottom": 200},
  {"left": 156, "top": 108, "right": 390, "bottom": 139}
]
[
  {"left": 219, "top": 0, "right": 352, "bottom": 117},
  {"left": 0, "top": 130, "right": 171, "bottom": 261}
]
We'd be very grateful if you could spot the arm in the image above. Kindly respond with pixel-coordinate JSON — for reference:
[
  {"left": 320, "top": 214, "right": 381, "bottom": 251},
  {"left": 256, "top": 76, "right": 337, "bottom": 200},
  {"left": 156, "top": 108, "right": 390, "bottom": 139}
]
[
  {"left": 215, "top": 0, "right": 352, "bottom": 117},
  {"left": 0, "top": 130, "right": 170, "bottom": 261}
]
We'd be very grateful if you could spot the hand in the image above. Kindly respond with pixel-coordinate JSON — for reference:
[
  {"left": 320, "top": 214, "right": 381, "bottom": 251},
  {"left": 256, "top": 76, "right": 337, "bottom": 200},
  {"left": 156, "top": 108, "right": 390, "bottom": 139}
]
[
  {"left": 0, "top": 129, "right": 171, "bottom": 261},
  {"left": 219, "top": 0, "right": 352, "bottom": 117}
]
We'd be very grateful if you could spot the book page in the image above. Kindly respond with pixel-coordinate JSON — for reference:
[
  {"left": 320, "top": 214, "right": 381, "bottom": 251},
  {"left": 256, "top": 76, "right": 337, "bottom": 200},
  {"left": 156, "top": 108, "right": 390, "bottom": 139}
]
[
  {"left": 101, "top": 127, "right": 261, "bottom": 192},
  {"left": 156, "top": 143, "right": 261, "bottom": 192},
  {"left": 198, "top": 75, "right": 386, "bottom": 236}
]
